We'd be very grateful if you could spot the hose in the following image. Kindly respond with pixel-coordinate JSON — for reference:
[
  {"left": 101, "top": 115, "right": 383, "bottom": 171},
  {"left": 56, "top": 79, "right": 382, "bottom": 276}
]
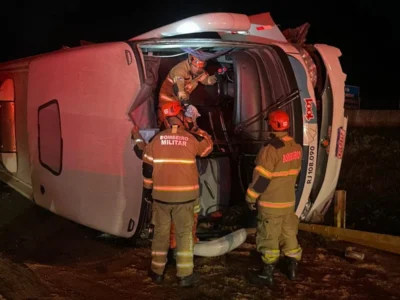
[{"left": 193, "top": 228, "right": 247, "bottom": 257}]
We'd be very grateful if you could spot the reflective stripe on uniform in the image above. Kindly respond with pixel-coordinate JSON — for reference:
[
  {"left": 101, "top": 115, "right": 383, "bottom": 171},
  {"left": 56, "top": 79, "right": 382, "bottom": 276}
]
[
  {"left": 144, "top": 178, "right": 153, "bottom": 184},
  {"left": 261, "top": 249, "right": 280, "bottom": 264},
  {"left": 177, "top": 263, "right": 194, "bottom": 268},
  {"left": 256, "top": 165, "right": 300, "bottom": 179},
  {"left": 153, "top": 158, "right": 196, "bottom": 164},
  {"left": 152, "top": 251, "right": 168, "bottom": 256},
  {"left": 144, "top": 154, "right": 153, "bottom": 163},
  {"left": 281, "top": 136, "right": 293, "bottom": 142},
  {"left": 258, "top": 201, "right": 295, "bottom": 209},
  {"left": 176, "top": 230, "right": 194, "bottom": 277},
  {"left": 151, "top": 250, "right": 168, "bottom": 274},
  {"left": 200, "top": 144, "right": 212, "bottom": 157},
  {"left": 143, "top": 177, "right": 153, "bottom": 189},
  {"left": 153, "top": 184, "right": 199, "bottom": 192},
  {"left": 283, "top": 247, "right": 302, "bottom": 261},
  {"left": 151, "top": 261, "right": 167, "bottom": 267},
  {"left": 176, "top": 251, "right": 193, "bottom": 257},
  {"left": 255, "top": 165, "right": 273, "bottom": 179},
  {"left": 246, "top": 188, "right": 259, "bottom": 201},
  {"left": 272, "top": 169, "right": 300, "bottom": 177}
]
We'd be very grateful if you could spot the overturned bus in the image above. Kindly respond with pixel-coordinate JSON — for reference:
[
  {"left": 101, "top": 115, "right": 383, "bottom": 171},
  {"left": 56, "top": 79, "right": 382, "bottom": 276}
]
[{"left": 0, "top": 12, "right": 347, "bottom": 251}]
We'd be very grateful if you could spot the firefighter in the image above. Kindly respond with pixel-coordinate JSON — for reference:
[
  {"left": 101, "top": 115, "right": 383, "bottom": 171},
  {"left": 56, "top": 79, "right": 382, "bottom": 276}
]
[
  {"left": 246, "top": 110, "right": 303, "bottom": 286},
  {"left": 169, "top": 104, "right": 202, "bottom": 249},
  {"left": 131, "top": 104, "right": 204, "bottom": 248},
  {"left": 142, "top": 101, "right": 213, "bottom": 287},
  {"left": 157, "top": 54, "right": 217, "bottom": 126}
]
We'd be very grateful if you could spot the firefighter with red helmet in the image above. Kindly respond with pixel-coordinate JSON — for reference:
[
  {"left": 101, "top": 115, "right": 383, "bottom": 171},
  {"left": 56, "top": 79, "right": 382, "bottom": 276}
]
[
  {"left": 131, "top": 104, "right": 204, "bottom": 250},
  {"left": 142, "top": 101, "right": 213, "bottom": 287},
  {"left": 246, "top": 110, "right": 303, "bottom": 286},
  {"left": 157, "top": 54, "right": 217, "bottom": 125}
]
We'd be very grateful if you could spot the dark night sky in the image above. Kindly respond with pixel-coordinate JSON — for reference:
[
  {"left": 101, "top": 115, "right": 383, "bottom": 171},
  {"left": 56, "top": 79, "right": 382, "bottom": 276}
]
[{"left": 1, "top": 1, "right": 399, "bottom": 109}]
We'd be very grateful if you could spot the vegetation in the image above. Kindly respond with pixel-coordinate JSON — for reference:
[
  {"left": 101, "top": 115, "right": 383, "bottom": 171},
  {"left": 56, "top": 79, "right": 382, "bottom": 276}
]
[{"left": 336, "top": 126, "right": 400, "bottom": 236}]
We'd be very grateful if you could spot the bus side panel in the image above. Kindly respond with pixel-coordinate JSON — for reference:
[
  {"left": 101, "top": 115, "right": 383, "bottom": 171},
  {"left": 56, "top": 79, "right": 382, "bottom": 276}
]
[{"left": 27, "top": 42, "right": 144, "bottom": 238}]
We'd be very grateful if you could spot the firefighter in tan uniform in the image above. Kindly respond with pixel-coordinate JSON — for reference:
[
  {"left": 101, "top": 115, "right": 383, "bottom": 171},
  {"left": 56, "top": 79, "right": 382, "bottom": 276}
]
[
  {"left": 142, "top": 101, "right": 213, "bottom": 287},
  {"left": 131, "top": 105, "right": 203, "bottom": 249},
  {"left": 157, "top": 54, "right": 217, "bottom": 126},
  {"left": 246, "top": 110, "right": 303, "bottom": 286}
]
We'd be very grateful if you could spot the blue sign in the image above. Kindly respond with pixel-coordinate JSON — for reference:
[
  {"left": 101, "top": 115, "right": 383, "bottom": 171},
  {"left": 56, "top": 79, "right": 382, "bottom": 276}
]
[
  {"left": 345, "top": 85, "right": 360, "bottom": 98},
  {"left": 344, "top": 85, "right": 361, "bottom": 109}
]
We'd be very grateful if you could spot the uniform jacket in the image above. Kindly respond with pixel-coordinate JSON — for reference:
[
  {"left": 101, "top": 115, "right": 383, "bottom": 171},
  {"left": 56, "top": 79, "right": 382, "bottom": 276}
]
[
  {"left": 246, "top": 132, "right": 302, "bottom": 215},
  {"left": 142, "top": 125, "right": 213, "bottom": 202}
]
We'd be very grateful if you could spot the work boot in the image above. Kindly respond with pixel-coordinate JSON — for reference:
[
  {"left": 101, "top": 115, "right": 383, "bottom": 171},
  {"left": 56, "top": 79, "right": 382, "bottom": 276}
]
[
  {"left": 249, "top": 264, "right": 275, "bottom": 286},
  {"left": 285, "top": 257, "right": 298, "bottom": 280},
  {"left": 148, "top": 269, "right": 164, "bottom": 284},
  {"left": 179, "top": 272, "right": 200, "bottom": 287}
]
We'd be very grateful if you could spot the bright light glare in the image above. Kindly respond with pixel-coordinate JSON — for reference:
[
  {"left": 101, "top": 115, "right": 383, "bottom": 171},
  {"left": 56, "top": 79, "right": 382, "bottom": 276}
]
[{"left": 176, "top": 22, "right": 200, "bottom": 34}]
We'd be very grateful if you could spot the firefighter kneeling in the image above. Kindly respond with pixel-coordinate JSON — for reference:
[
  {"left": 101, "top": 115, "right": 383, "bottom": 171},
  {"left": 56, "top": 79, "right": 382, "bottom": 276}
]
[
  {"left": 157, "top": 54, "right": 217, "bottom": 126},
  {"left": 246, "top": 110, "right": 303, "bottom": 286},
  {"left": 143, "top": 101, "right": 213, "bottom": 287}
]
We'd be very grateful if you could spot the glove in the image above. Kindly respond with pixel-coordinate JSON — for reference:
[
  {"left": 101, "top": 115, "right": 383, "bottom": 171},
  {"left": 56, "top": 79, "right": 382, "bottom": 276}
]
[
  {"left": 197, "top": 72, "right": 208, "bottom": 82},
  {"left": 184, "top": 104, "right": 201, "bottom": 119},
  {"left": 207, "top": 75, "right": 217, "bottom": 85},
  {"left": 247, "top": 202, "right": 257, "bottom": 211},
  {"left": 246, "top": 194, "right": 257, "bottom": 211}
]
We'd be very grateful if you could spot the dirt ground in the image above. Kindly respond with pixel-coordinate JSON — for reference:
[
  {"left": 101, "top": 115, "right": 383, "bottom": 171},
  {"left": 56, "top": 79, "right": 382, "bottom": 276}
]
[{"left": 0, "top": 187, "right": 399, "bottom": 300}]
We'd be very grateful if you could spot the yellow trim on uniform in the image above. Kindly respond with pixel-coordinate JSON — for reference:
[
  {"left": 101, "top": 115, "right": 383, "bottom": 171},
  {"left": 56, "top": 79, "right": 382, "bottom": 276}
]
[
  {"left": 153, "top": 184, "right": 199, "bottom": 192},
  {"left": 143, "top": 154, "right": 153, "bottom": 162},
  {"left": 143, "top": 178, "right": 153, "bottom": 184},
  {"left": 194, "top": 203, "right": 201, "bottom": 214},
  {"left": 200, "top": 144, "right": 212, "bottom": 157},
  {"left": 246, "top": 188, "right": 259, "bottom": 200},
  {"left": 255, "top": 165, "right": 273, "bottom": 179},
  {"left": 261, "top": 249, "right": 280, "bottom": 264},
  {"left": 284, "top": 247, "right": 302, "bottom": 260},
  {"left": 281, "top": 136, "right": 293, "bottom": 142},
  {"left": 259, "top": 201, "right": 295, "bottom": 209},
  {"left": 255, "top": 165, "right": 300, "bottom": 179},
  {"left": 153, "top": 158, "right": 196, "bottom": 164},
  {"left": 272, "top": 168, "right": 300, "bottom": 177},
  {"left": 176, "top": 251, "right": 193, "bottom": 257}
]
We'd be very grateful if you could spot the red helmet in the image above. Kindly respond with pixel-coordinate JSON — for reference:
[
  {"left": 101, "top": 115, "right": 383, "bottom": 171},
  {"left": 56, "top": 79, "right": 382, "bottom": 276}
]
[
  {"left": 161, "top": 101, "right": 183, "bottom": 119},
  {"left": 267, "top": 110, "right": 289, "bottom": 131},
  {"left": 188, "top": 54, "right": 206, "bottom": 68}
]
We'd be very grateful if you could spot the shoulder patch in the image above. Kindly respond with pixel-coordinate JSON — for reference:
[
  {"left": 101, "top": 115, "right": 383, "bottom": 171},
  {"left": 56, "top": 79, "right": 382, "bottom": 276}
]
[{"left": 267, "top": 137, "right": 285, "bottom": 149}]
